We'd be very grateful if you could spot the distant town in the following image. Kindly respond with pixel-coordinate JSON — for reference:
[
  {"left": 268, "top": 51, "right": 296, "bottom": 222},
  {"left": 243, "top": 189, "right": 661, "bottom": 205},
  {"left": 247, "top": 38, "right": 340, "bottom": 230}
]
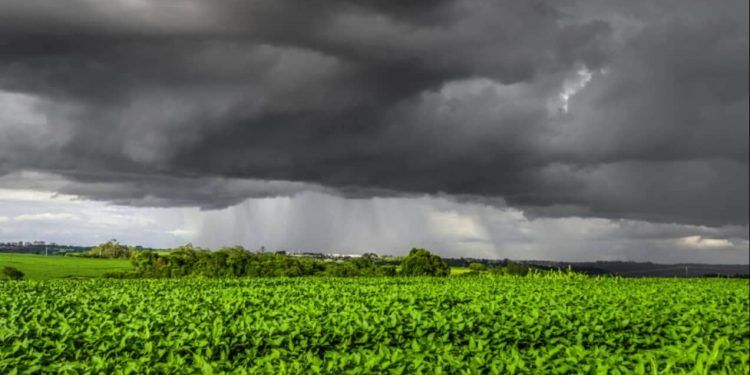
[
  {"left": 2, "top": 240, "right": 55, "bottom": 247},
  {"left": 0, "top": 241, "right": 92, "bottom": 256}
]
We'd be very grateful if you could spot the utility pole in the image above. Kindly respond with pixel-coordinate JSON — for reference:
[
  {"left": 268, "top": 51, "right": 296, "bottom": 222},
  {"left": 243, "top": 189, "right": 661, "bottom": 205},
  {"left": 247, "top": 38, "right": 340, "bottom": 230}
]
[
  {"left": 45, "top": 246, "right": 48, "bottom": 256},
  {"left": 685, "top": 266, "right": 688, "bottom": 278}
]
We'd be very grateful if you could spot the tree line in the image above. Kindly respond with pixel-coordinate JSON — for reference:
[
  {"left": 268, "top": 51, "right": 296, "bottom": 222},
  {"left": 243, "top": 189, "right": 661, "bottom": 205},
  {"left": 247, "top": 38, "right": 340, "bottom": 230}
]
[
  {"left": 95, "top": 245, "right": 452, "bottom": 278},
  {"left": 83, "top": 240, "right": 544, "bottom": 279}
]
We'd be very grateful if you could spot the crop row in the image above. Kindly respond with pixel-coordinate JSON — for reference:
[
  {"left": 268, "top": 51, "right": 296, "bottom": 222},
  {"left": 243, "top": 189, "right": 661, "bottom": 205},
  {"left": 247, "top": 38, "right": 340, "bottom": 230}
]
[{"left": 1, "top": 276, "right": 748, "bottom": 373}]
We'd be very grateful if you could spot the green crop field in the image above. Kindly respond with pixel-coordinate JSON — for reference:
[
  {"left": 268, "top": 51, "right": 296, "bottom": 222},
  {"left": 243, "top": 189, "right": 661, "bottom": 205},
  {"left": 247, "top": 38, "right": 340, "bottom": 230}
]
[
  {"left": 1, "top": 276, "right": 747, "bottom": 373},
  {"left": 450, "top": 267, "right": 473, "bottom": 275},
  {"left": 0, "top": 253, "right": 132, "bottom": 280}
]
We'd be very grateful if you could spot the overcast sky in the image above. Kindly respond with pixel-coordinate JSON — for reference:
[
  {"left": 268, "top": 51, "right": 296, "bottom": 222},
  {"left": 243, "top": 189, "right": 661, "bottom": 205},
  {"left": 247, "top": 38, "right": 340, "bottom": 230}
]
[{"left": 0, "top": 0, "right": 747, "bottom": 263}]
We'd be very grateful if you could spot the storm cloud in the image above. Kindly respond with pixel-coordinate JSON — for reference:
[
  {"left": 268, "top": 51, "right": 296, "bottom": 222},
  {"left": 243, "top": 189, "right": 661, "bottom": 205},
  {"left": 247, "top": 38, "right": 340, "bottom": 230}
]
[{"left": 1, "top": 0, "right": 747, "bottom": 231}]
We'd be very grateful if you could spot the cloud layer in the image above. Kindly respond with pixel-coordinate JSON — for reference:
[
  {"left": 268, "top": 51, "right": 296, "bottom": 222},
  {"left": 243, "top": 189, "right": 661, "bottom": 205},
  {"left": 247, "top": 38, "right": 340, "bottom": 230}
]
[
  {"left": 1, "top": 186, "right": 747, "bottom": 264},
  {"left": 0, "top": 0, "right": 747, "bottom": 230}
]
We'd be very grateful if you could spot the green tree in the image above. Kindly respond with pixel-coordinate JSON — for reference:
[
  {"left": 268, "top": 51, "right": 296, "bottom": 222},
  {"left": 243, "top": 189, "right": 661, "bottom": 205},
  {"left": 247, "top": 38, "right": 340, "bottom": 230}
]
[
  {"left": 399, "top": 248, "right": 450, "bottom": 276},
  {"left": 323, "top": 262, "right": 361, "bottom": 277},
  {"left": 489, "top": 261, "right": 532, "bottom": 276},
  {"left": 375, "top": 265, "right": 397, "bottom": 276},
  {"left": 130, "top": 250, "right": 162, "bottom": 277},
  {"left": 2, "top": 266, "right": 24, "bottom": 280},
  {"left": 505, "top": 261, "right": 531, "bottom": 276},
  {"left": 351, "top": 253, "right": 378, "bottom": 269},
  {"left": 468, "top": 262, "right": 486, "bottom": 272},
  {"left": 88, "top": 239, "right": 132, "bottom": 259}
]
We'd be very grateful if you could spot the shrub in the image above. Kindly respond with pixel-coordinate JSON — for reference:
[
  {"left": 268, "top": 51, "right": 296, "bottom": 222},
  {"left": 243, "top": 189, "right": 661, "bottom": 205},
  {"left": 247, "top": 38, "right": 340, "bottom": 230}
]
[
  {"left": 102, "top": 271, "right": 138, "bottom": 279},
  {"left": 468, "top": 262, "right": 486, "bottom": 272},
  {"left": 87, "top": 240, "right": 133, "bottom": 259},
  {"left": 399, "top": 248, "right": 450, "bottom": 276},
  {"left": 2, "top": 266, "right": 24, "bottom": 280},
  {"left": 457, "top": 270, "right": 481, "bottom": 277}
]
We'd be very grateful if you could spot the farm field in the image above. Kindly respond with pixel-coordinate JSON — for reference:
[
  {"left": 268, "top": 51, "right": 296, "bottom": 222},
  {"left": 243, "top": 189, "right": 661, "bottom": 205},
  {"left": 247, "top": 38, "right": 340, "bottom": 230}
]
[
  {"left": 1, "top": 276, "right": 748, "bottom": 373},
  {"left": 450, "top": 267, "right": 473, "bottom": 275},
  {"left": 0, "top": 253, "right": 132, "bottom": 280}
]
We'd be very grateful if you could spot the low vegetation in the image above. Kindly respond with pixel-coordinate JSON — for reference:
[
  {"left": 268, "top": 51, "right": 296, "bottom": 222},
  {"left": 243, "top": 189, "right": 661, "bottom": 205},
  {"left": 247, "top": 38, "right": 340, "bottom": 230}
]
[
  {"left": 1, "top": 276, "right": 747, "bottom": 373},
  {"left": 117, "top": 245, "right": 397, "bottom": 278},
  {"left": 1, "top": 242, "right": 561, "bottom": 281},
  {"left": 106, "top": 244, "right": 540, "bottom": 279},
  {"left": 399, "top": 248, "right": 450, "bottom": 276},
  {"left": 0, "top": 253, "right": 132, "bottom": 280},
  {"left": 83, "top": 239, "right": 133, "bottom": 259},
  {"left": 2, "top": 266, "right": 24, "bottom": 281}
]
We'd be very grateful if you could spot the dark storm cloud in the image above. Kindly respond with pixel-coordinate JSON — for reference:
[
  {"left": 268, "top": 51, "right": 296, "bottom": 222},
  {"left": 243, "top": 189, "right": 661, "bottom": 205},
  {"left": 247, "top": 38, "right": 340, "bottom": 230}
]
[{"left": 0, "top": 0, "right": 747, "bottom": 226}]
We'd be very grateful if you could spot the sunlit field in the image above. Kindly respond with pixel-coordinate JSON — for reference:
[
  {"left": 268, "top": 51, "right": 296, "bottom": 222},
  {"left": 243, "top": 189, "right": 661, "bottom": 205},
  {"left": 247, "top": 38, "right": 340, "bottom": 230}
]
[
  {"left": 0, "top": 253, "right": 132, "bottom": 280},
  {"left": 1, "top": 276, "right": 747, "bottom": 373}
]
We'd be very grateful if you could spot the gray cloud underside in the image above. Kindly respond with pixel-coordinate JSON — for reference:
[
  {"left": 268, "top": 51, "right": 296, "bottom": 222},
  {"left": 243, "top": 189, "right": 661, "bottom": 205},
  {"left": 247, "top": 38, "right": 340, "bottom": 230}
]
[{"left": 0, "top": 0, "right": 747, "bottom": 226}]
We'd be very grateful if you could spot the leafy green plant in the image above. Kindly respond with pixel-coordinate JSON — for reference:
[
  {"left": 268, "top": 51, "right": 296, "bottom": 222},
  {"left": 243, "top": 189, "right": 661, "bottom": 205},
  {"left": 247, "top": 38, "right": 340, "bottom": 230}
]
[{"left": 0, "top": 276, "right": 747, "bottom": 373}]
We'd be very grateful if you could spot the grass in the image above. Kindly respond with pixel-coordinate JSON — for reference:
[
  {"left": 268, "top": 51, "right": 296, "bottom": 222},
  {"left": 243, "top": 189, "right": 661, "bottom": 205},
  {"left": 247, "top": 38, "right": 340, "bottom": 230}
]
[
  {"left": 0, "top": 253, "right": 132, "bottom": 280},
  {"left": 450, "top": 266, "right": 473, "bottom": 275}
]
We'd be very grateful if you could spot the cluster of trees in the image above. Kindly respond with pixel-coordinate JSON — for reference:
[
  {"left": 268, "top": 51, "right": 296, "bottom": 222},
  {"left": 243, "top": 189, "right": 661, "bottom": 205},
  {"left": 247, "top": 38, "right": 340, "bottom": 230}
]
[
  {"left": 399, "top": 248, "right": 451, "bottom": 276},
  {"left": 1, "top": 239, "right": 553, "bottom": 280},
  {"left": 109, "top": 245, "right": 430, "bottom": 278},
  {"left": 84, "top": 240, "right": 133, "bottom": 259},
  {"left": 91, "top": 240, "right": 548, "bottom": 279},
  {"left": 489, "top": 261, "right": 534, "bottom": 276}
]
